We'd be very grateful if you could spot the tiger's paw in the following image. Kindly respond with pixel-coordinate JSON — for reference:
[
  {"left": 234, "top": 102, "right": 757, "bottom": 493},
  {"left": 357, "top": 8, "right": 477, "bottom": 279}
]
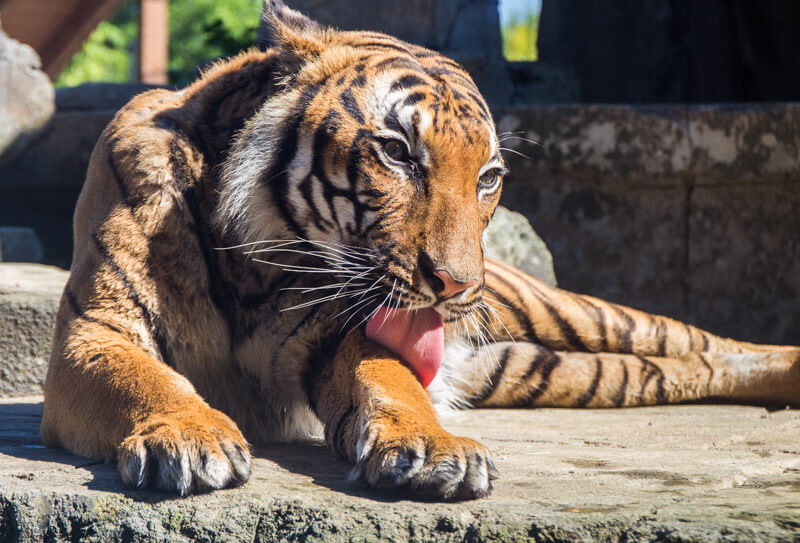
[
  {"left": 117, "top": 408, "right": 251, "bottom": 495},
  {"left": 348, "top": 424, "right": 498, "bottom": 500}
]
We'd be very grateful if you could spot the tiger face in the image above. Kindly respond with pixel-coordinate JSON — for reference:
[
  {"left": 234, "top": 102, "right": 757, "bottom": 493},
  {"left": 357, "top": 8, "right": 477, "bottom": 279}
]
[{"left": 218, "top": 1, "right": 505, "bottom": 329}]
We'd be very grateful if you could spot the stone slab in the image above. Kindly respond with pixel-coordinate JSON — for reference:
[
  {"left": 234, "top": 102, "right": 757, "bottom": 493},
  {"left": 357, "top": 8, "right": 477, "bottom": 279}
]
[
  {"left": 687, "top": 184, "right": 800, "bottom": 344},
  {"left": 1, "top": 397, "right": 799, "bottom": 541},
  {"left": 500, "top": 176, "right": 688, "bottom": 321},
  {"left": 687, "top": 104, "right": 800, "bottom": 184},
  {"left": 496, "top": 104, "right": 800, "bottom": 345},
  {"left": 0, "top": 264, "right": 68, "bottom": 397},
  {"left": 496, "top": 103, "right": 800, "bottom": 185}
]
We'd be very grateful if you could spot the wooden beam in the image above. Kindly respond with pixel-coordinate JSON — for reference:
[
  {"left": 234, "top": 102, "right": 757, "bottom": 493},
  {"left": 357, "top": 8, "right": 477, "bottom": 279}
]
[
  {"left": 0, "top": 0, "right": 126, "bottom": 78},
  {"left": 139, "top": 0, "right": 168, "bottom": 84}
]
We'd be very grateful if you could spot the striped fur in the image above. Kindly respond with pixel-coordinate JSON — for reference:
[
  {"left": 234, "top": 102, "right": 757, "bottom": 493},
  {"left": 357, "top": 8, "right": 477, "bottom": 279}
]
[{"left": 42, "top": 0, "right": 799, "bottom": 500}]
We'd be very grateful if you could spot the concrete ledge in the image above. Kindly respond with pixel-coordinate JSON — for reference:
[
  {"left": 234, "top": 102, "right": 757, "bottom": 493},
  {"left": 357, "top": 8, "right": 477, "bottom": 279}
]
[
  {"left": 2, "top": 397, "right": 799, "bottom": 541},
  {"left": 497, "top": 103, "right": 800, "bottom": 184},
  {"left": 0, "top": 264, "right": 67, "bottom": 397}
]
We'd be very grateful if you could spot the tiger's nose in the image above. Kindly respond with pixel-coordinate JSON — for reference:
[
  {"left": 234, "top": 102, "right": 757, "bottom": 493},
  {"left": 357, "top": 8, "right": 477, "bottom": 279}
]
[{"left": 432, "top": 269, "right": 478, "bottom": 300}]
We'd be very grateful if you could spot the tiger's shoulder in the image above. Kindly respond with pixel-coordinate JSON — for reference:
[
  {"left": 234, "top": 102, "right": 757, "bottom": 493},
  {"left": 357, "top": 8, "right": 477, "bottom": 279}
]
[{"left": 58, "top": 50, "right": 283, "bottom": 371}]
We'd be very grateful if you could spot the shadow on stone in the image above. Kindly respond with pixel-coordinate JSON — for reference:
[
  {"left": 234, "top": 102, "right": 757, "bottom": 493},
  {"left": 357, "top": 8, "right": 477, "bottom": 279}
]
[
  {"left": 252, "top": 442, "right": 484, "bottom": 503},
  {"left": 0, "top": 399, "right": 453, "bottom": 503}
]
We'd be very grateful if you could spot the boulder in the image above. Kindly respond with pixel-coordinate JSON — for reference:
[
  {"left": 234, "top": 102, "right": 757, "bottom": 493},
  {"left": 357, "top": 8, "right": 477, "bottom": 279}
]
[
  {"left": 0, "top": 264, "right": 68, "bottom": 397},
  {"left": 484, "top": 205, "right": 557, "bottom": 286},
  {"left": 0, "top": 24, "right": 55, "bottom": 165}
]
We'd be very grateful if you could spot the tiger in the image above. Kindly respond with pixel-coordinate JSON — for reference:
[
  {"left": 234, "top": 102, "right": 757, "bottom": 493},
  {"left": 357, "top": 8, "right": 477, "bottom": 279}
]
[{"left": 41, "top": 0, "right": 800, "bottom": 500}]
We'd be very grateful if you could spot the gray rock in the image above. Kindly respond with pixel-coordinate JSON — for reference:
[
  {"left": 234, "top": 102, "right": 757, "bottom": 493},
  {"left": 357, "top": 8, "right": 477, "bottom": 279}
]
[
  {"left": 0, "top": 25, "right": 55, "bottom": 165},
  {"left": 0, "top": 227, "right": 44, "bottom": 263},
  {"left": 0, "top": 264, "right": 68, "bottom": 397},
  {"left": 2, "top": 397, "right": 799, "bottom": 541},
  {"left": 484, "top": 205, "right": 556, "bottom": 286}
]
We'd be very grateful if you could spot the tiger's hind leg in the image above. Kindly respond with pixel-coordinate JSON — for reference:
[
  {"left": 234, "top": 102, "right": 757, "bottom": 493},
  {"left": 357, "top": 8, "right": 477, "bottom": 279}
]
[{"left": 431, "top": 341, "right": 800, "bottom": 409}]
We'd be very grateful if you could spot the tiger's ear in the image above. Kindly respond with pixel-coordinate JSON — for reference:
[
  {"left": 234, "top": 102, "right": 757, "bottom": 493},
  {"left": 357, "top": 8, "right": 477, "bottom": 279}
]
[{"left": 256, "top": 0, "right": 327, "bottom": 61}]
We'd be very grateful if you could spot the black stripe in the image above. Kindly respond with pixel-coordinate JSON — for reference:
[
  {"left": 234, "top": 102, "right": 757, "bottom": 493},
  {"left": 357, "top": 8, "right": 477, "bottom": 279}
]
[
  {"left": 403, "top": 92, "right": 427, "bottom": 106},
  {"left": 383, "top": 108, "right": 404, "bottom": 135},
  {"left": 582, "top": 298, "right": 608, "bottom": 351},
  {"left": 656, "top": 319, "right": 667, "bottom": 356},
  {"left": 340, "top": 88, "right": 365, "bottom": 123},
  {"left": 466, "top": 91, "right": 492, "bottom": 120},
  {"left": 303, "top": 332, "right": 347, "bottom": 414},
  {"left": 424, "top": 66, "right": 475, "bottom": 88},
  {"left": 485, "top": 268, "right": 540, "bottom": 343},
  {"left": 91, "top": 233, "right": 173, "bottom": 368},
  {"left": 64, "top": 286, "right": 124, "bottom": 335},
  {"left": 469, "top": 346, "right": 512, "bottom": 405},
  {"left": 614, "top": 360, "right": 629, "bottom": 407},
  {"left": 432, "top": 57, "right": 465, "bottom": 71},
  {"left": 685, "top": 323, "right": 695, "bottom": 351},
  {"left": 265, "top": 82, "right": 325, "bottom": 238},
  {"left": 637, "top": 356, "right": 666, "bottom": 403},
  {"left": 576, "top": 357, "right": 603, "bottom": 407},
  {"left": 612, "top": 306, "right": 635, "bottom": 353},
  {"left": 520, "top": 347, "right": 561, "bottom": 405},
  {"left": 535, "top": 294, "right": 589, "bottom": 351},
  {"left": 270, "top": 304, "right": 325, "bottom": 369},
  {"left": 514, "top": 275, "right": 588, "bottom": 351},
  {"left": 169, "top": 137, "right": 240, "bottom": 340},
  {"left": 298, "top": 175, "right": 334, "bottom": 231},
  {"left": 302, "top": 111, "right": 342, "bottom": 232},
  {"left": 700, "top": 333, "right": 710, "bottom": 352},
  {"left": 332, "top": 405, "right": 356, "bottom": 456},
  {"left": 354, "top": 41, "right": 410, "bottom": 52},
  {"left": 698, "top": 353, "right": 714, "bottom": 387},
  {"left": 390, "top": 74, "right": 427, "bottom": 92}
]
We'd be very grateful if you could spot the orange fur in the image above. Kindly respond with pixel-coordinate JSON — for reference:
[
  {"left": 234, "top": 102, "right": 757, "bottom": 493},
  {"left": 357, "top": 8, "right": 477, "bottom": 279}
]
[{"left": 42, "top": 1, "right": 798, "bottom": 500}]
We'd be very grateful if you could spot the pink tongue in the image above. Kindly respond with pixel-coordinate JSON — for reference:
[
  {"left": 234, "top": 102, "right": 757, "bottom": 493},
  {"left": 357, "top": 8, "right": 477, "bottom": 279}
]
[{"left": 365, "top": 307, "right": 444, "bottom": 388}]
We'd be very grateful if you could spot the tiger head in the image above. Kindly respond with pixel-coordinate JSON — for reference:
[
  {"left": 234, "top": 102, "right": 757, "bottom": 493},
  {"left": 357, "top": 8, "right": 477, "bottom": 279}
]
[{"left": 218, "top": 1, "right": 506, "bottom": 331}]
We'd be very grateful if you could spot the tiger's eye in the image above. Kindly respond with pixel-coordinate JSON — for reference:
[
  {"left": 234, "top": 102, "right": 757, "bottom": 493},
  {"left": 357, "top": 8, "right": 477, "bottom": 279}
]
[
  {"left": 383, "top": 140, "right": 408, "bottom": 162},
  {"left": 478, "top": 170, "right": 498, "bottom": 187}
]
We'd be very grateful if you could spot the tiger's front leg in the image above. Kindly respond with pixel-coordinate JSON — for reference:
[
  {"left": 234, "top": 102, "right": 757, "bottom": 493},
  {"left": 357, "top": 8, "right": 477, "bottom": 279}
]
[
  {"left": 42, "top": 315, "right": 251, "bottom": 495},
  {"left": 310, "top": 331, "right": 498, "bottom": 499}
]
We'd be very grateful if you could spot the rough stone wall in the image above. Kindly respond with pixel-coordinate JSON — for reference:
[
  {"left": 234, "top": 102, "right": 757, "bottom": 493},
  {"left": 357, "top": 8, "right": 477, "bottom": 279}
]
[{"left": 497, "top": 103, "right": 800, "bottom": 344}]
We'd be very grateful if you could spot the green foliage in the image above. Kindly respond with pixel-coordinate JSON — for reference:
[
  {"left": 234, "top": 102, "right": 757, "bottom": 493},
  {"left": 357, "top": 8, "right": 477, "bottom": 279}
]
[
  {"left": 54, "top": 2, "right": 138, "bottom": 87},
  {"left": 57, "top": 1, "right": 538, "bottom": 87},
  {"left": 502, "top": 13, "right": 539, "bottom": 61},
  {"left": 55, "top": 0, "right": 263, "bottom": 88},
  {"left": 168, "top": 0, "right": 262, "bottom": 85}
]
